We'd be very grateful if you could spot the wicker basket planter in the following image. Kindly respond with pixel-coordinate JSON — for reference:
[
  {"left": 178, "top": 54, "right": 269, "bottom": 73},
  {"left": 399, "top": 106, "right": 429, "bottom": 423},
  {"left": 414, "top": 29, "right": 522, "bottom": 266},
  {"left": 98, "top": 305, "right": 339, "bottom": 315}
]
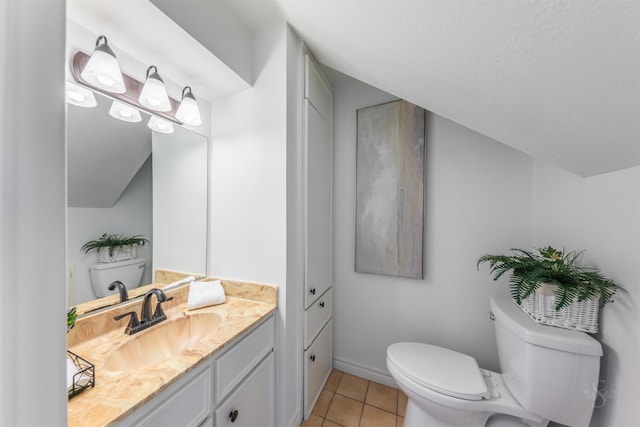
[
  {"left": 96, "top": 245, "right": 137, "bottom": 263},
  {"left": 518, "top": 283, "right": 599, "bottom": 333},
  {"left": 478, "top": 246, "right": 621, "bottom": 335}
]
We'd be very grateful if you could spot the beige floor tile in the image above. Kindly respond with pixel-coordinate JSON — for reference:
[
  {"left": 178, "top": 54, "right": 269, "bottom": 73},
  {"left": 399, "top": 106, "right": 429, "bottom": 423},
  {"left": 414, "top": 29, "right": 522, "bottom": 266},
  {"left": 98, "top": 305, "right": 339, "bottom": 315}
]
[
  {"left": 397, "top": 391, "right": 408, "bottom": 417},
  {"left": 359, "top": 405, "right": 397, "bottom": 427},
  {"left": 325, "top": 394, "right": 364, "bottom": 427},
  {"left": 397, "top": 415, "right": 405, "bottom": 427},
  {"left": 325, "top": 369, "right": 344, "bottom": 392},
  {"left": 322, "top": 420, "right": 342, "bottom": 427},
  {"left": 300, "top": 414, "right": 324, "bottom": 427},
  {"left": 336, "top": 373, "right": 369, "bottom": 402},
  {"left": 365, "top": 382, "right": 398, "bottom": 414},
  {"left": 311, "top": 389, "right": 335, "bottom": 418}
]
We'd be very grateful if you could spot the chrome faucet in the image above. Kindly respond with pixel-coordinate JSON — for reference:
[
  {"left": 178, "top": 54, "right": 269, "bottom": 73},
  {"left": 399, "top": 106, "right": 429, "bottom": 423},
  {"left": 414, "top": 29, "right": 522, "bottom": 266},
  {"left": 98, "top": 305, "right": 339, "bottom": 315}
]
[
  {"left": 108, "top": 280, "right": 129, "bottom": 303},
  {"left": 113, "top": 288, "right": 173, "bottom": 335}
]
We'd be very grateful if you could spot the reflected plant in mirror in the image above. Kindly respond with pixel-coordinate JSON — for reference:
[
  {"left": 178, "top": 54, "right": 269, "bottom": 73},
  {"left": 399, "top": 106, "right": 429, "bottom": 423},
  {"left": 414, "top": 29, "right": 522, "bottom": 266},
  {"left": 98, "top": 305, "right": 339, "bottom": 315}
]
[{"left": 81, "top": 233, "right": 149, "bottom": 263}]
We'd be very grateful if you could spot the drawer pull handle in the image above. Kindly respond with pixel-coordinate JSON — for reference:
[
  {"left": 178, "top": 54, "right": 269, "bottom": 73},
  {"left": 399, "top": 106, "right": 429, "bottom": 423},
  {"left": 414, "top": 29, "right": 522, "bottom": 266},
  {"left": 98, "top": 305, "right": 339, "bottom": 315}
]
[
  {"left": 229, "top": 409, "right": 239, "bottom": 423},
  {"left": 310, "top": 354, "right": 316, "bottom": 362},
  {"left": 319, "top": 302, "right": 325, "bottom": 308},
  {"left": 310, "top": 288, "right": 316, "bottom": 295}
]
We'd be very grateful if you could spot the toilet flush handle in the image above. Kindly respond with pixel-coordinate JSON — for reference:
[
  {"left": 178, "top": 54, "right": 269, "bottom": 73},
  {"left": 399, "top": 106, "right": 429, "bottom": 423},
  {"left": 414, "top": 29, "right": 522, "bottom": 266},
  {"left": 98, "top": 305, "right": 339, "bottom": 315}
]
[{"left": 489, "top": 311, "right": 495, "bottom": 321}]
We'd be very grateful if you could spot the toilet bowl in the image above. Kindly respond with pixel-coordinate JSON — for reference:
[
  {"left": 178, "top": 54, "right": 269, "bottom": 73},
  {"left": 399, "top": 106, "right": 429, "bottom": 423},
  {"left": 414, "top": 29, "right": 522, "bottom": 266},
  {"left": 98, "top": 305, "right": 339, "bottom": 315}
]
[{"left": 387, "top": 296, "right": 602, "bottom": 427}]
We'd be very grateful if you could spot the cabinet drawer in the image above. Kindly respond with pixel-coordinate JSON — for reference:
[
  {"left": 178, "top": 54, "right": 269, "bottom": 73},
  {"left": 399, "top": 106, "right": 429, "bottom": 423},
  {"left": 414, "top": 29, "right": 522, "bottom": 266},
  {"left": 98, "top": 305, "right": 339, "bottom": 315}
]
[
  {"left": 304, "top": 319, "right": 332, "bottom": 419},
  {"left": 133, "top": 365, "right": 211, "bottom": 427},
  {"left": 215, "top": 353, "right": 275, "bottom": 427},
  {"left": 215, "top": 315, "right": 274, "bottom": 402},
  {"left": 304, "top": 288, "right": 332, "bottom": 349}
]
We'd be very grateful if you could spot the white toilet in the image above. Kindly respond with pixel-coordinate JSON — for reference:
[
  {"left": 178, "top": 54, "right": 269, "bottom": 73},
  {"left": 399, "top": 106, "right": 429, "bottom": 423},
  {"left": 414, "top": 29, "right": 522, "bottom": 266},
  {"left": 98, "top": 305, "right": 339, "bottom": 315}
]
[
  {"left": 387, "top": 295, "right": 602, "bottom": 427},
  {"left": 89, "top": 257, "right": 146, "bottom": 298}
]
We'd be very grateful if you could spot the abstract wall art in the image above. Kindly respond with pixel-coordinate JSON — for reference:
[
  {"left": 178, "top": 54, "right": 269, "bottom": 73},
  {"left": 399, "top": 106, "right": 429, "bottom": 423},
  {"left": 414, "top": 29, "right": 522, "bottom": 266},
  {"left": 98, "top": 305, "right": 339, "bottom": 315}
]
[{"left": 355, "top": 100, "right": 425, "bottom": 279}]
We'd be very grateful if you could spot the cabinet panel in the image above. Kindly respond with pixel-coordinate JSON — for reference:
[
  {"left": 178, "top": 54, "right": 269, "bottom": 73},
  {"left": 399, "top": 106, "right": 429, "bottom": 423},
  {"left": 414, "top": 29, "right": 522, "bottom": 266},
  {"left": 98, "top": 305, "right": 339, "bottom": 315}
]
[
  {"left": 304, "top": 288, "right": 332, "bottom": 349},
  {"left": 215, "top": 353, "right": 275, "bottom": 427},
  {"left": 133, "top": 365, "right": 211, "bottom": 427},
  {"left": 304, "top": 100, "right": 332, "bottom": 309},
  {"left": 215, "top": 316, "right": 274, "bottom": 402},
  {"left": 304, "top": 319, "right": 333, "bottom": 418}
]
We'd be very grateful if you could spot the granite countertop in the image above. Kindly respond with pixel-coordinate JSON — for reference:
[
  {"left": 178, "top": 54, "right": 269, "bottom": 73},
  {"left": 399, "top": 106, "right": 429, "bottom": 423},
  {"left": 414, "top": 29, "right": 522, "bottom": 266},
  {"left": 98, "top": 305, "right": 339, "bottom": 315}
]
[{"left": 67, "top": 276, "right": 277, "bottom": 427}]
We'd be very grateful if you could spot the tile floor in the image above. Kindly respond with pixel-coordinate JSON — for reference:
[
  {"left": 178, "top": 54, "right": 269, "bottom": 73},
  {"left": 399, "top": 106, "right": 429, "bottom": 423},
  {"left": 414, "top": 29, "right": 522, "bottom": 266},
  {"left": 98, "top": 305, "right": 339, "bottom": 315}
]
[{"left": 300, "top": 370, "right": 407, "bottom": 427}]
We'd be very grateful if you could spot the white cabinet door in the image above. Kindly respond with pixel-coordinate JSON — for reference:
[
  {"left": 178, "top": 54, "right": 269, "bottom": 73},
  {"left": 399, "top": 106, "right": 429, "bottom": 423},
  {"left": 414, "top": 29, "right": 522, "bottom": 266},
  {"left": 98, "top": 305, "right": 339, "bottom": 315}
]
[
  {"left": 215, "top": 353, "right": 275, "bottom": 427},
  {"left": 304, "top": 319, "right": 333, "bottom": 418},
  {"left": 119, "top": 364, "right": 212, "bottom": 427},
  {"left": 304, "top": 99, "right": 332, "bottom": 309},
  {"left": 215, "top": 316, "right": 274, "bottom": 402}
]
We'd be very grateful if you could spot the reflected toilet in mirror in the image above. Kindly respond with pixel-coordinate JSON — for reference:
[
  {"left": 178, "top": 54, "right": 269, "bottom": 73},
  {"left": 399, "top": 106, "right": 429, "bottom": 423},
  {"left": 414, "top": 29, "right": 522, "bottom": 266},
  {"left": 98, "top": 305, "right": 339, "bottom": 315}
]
[{"left": 89, "top": 258, "right": 145, "bottom": 298}]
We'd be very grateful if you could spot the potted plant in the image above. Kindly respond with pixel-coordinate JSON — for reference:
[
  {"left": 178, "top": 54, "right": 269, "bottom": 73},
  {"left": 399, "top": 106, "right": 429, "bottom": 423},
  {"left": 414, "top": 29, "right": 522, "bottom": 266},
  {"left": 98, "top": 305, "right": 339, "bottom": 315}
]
[
  {"left": 81, "top": 233, "right": 149, "bottom": 263},
  {"left": 477, "top": 245, "right": 622, "bottom": 333}
]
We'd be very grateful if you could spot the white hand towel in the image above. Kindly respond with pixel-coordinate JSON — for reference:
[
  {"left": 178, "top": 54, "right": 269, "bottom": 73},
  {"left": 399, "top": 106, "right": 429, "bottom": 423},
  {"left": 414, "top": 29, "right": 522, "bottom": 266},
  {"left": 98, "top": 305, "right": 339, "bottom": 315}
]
[
  {"left": 164, "top": 275, "right": 196, "bottom": 290},
  {"left": 187, "top": 280, "right": 226, "bottom": 310}
]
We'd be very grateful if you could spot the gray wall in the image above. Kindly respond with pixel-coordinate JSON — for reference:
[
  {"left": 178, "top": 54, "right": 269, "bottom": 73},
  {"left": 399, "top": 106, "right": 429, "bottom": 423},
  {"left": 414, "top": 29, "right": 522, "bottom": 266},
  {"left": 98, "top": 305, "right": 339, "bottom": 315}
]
[
  {"left": 328, "top": 68, "right": 534, "bottom": 383},
  {"left": 533, "top": 161, "right": 640, "bottom": 426},
  {"left": 0, "top": 1, "right": 67, "bottom": 425}
]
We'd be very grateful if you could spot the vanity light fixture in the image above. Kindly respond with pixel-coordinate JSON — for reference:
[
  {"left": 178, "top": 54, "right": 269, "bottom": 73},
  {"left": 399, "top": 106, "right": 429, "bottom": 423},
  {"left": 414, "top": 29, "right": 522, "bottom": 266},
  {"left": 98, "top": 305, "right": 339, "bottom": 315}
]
[
  {"left": 175, "top": 86, "right": 202, "bottom": 126},
  {"left": 147, "top": 116, "right": 174, "bottom": 134},
  {"left": 65, "top": 81, "right": 97, "bottom": 108},
  {"left": 80, "top": 35, "right": 126, "bottom": 94},
  {"left": 138, "top": 65, "right": 172, "bottom": 112},
  {"left": 109, "top": 100, "right": 142, "bottom": 123}
]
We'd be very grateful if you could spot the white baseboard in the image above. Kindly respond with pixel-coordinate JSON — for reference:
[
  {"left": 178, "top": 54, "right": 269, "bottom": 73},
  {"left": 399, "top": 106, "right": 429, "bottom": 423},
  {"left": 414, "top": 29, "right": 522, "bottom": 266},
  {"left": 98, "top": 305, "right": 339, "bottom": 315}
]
[
  {"left": 333, "top": 357, "right": 398, "bottom": 389},
  {"left": 286, "top": 411, "right": 302, "bottom": 427}
]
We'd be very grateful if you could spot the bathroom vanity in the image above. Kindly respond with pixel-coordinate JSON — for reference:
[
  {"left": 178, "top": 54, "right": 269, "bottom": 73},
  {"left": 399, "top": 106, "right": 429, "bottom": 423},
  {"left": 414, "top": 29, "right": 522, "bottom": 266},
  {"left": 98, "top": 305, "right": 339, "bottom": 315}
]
[{"left": 67, "top": 275, "right": 277, "bottom": 427}]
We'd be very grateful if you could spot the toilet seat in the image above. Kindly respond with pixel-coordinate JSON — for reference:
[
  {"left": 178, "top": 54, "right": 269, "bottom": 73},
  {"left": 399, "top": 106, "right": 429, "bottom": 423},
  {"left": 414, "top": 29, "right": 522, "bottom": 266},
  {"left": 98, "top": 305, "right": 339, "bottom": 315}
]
[
  {"left": 387, "top": 342, "right": 490, "bottom": 400},
  {"left": 387, "top": 344, "right": 548, "bottom": 424}
]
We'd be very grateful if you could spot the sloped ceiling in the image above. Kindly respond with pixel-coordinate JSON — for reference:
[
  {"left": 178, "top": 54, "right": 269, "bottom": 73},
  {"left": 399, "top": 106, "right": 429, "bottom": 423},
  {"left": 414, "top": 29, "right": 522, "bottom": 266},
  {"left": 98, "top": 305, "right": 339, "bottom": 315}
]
[{"left": 230, "top": 0, "right": 640, "bottom": 177}]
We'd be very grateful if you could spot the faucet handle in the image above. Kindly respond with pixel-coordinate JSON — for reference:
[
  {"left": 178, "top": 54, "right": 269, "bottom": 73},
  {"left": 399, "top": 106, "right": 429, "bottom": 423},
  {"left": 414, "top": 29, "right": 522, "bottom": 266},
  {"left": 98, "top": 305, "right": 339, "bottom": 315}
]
[
  {"left": 114, "top": 311, "right": 140, "bottom": 334},
  {"left": 152, "top": 296, "right": 173, "bottom": 321}
]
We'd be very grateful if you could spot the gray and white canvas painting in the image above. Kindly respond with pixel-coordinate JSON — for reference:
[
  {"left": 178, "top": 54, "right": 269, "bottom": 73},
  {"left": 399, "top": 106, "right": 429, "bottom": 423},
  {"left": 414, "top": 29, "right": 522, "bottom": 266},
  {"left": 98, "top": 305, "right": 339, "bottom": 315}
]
[{"left": 355, "top": 100, "right": 425, "bottom": 279}]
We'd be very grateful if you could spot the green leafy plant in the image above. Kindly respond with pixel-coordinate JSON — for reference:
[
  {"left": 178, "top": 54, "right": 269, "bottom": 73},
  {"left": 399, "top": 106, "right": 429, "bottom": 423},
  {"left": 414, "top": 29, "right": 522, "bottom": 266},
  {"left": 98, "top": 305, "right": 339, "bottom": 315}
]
[
  {"left": 67, "top": 307, "right": 77, "bottom": 333},
  {"left": 477, "top": 246, "right": 622, "bottom": 310},
  {"left": 81, "top": 233, "right": 149, "bottom": 257}
]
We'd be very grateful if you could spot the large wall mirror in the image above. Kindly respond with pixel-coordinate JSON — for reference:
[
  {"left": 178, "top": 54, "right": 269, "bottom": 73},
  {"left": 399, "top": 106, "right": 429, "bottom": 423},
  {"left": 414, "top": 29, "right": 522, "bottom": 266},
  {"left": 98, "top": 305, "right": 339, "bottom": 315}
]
[{"left": 67, "top": 89, "right": 208, "bottom": 308}]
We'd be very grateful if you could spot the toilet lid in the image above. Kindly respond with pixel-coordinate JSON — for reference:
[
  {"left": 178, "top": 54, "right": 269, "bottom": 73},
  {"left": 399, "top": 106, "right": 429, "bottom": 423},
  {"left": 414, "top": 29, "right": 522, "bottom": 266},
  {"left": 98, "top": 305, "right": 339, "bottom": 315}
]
[{"left": 387, "top": 342, "right": 490, "bottom": 401}]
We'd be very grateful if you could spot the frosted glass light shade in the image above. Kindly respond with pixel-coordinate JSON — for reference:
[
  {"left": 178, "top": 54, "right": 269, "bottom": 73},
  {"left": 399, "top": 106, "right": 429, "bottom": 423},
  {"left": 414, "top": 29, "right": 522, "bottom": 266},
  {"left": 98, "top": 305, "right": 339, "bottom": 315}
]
[
  {"left": 80, "top": 36, "right": 126, "bottom": 94},
  {"left": 65, "top": 82, "right": 97, "bottom": 108},
  {"left": 175, "top": 86, "right": 202, "bottom": 126},
  {"left": 109, "top": 101, "right": 142, "bottom": 122},
  {"left": 139, "top": 66, "right": 171, "bottom": 112},
  {"left": 148, "top": 116, "right": 174, "bottom": 134}
]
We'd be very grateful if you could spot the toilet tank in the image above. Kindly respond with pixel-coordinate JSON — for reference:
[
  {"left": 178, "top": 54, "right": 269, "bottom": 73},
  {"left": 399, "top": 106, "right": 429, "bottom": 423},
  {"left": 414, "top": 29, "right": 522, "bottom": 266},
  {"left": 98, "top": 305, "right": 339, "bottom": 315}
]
[
  {"left": 89, "top": 257, "right": 145, "bottom": 298},
  {"left": 490, "top": 296, "right": 602, "bottom": 427}
]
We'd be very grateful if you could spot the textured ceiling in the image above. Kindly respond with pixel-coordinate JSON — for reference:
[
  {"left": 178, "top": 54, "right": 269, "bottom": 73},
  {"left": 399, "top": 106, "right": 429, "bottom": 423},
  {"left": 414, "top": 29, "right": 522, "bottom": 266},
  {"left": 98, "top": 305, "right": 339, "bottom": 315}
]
[{"left": 233, "top": 0, "right": 640, "bottom": 177}]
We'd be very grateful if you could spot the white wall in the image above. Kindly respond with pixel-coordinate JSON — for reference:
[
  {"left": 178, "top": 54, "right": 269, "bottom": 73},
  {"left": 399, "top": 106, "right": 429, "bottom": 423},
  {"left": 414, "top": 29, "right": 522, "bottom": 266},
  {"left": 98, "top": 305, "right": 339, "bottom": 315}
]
[
  {"left": 532, "top": 161, "right": 640, "bottom": 427},
  {"left": 209, "top": 22, "right": 302, "bottom": 427},
  {"left": 328, "top": 69, "right": 534, "bottom": 383},
  {"left": 0, "top": 0, "right": 67, "bottom": 425},
  {"left": 67, "top": 158, "right": 153, "bottom": 304}
]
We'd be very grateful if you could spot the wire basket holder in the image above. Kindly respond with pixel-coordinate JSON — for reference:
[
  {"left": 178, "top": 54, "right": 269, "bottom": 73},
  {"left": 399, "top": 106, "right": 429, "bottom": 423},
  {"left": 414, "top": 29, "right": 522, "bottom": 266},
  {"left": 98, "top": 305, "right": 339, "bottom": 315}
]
[{"left": 67, "top": 350, "right": 95, "bottom": 398}]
